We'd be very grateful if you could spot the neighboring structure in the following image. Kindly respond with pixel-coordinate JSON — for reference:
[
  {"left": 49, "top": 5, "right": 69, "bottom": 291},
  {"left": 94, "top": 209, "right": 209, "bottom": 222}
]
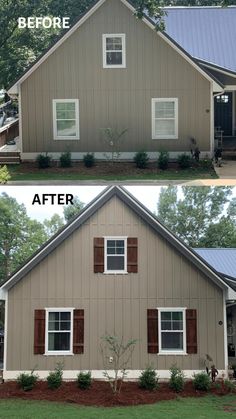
[
  {"left": 6, "top": 0, "right": 236, "bottom": 161},
  {"left": 0, "top": 186, "right": 235, "bottom": 380},
  {"left": 194, "top": 248, "right": 236, "bottom": 362}
]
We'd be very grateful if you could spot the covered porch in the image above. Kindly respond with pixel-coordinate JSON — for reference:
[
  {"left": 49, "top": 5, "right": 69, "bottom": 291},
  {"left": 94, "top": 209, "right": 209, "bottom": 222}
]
[{"left": 214, "top": 91, "right": 236, "bottom": 157}]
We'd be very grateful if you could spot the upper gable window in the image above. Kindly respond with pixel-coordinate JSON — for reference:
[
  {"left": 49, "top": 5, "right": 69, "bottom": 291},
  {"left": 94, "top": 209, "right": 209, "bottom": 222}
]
[
  {"left": 152, "top": 98, "right": 178, "bottom": 139},
  {"left": 53, "top": 99, "right": 79, "bottom": 140},
  {"left": 102, "top": 34, "right": 126, "bottom": 68},
  {"left": 104, "top": 237, "right": 127, "bottom": 273}
]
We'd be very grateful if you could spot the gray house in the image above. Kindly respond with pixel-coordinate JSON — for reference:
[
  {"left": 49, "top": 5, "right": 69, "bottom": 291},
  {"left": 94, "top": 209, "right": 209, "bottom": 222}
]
[
  {"left": 0, "top": 186, "right": 235, "bottom": 380},
  {"left": 5, "top": 0, "right": 236, "bottom": 161}
]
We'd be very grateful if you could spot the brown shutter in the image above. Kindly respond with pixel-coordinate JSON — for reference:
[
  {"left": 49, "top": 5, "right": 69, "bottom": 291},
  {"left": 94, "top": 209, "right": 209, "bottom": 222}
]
[
  {"left": 94, "top": 238, "right": 104, "bottom": 273},
  {"left": 34, "top": 309, "right": 45, "bottom": 354},
  {"left": 127, "top": 238, "right": 138, "bottom": 273},
  {"left": 186, "top": 309, "right": 197, "bottom": 354},
  {"left": 73, "top": 309, "right": 84, "bottom": 354},
  {"left": 147, "top": 309, "right": 159, "bottom": 353}
]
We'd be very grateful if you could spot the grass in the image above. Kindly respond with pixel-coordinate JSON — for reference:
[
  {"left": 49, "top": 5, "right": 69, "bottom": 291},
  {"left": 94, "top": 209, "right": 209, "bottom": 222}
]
[
  {"left": 0, "top": 396, "right": 235, "bottom": 418},
  {"left": 8, "top": 166, "right": 218, "bottom": 181}
]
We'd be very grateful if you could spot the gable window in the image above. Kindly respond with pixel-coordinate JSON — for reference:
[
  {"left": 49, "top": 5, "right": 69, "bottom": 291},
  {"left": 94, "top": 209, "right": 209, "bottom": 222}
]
[
  {"left": 159, "top": 308, "right": 186, "bottom": 354},
  {"left": 152, "top": 98, "right": 178, "bottom": 139},
  {"left": 102, "top": 34, "right": 126, "bottom": 68},
  {"left": 45, "top": 308, "right": 73, "bottom": 355},
  {"left": 53, "top": 99, "right": 79, "bottom": 140},
  {"left": 104, "top": 237, "right": 127, "bottom": 273}
]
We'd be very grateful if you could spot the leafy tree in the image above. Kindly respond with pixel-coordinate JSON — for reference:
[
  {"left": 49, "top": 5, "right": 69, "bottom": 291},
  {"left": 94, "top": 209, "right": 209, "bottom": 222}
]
[
  {"left": 44, "top": 213, "right": 64, "bottom": 237},
  {"left": 157, "top": 186, "right": 236, "bottom": 247},
  {"left": 0, "top": 193, "right": 47, "bottom": 283},
  {"left": 63, "top": 196, "right": 84, "bottom": 222}
]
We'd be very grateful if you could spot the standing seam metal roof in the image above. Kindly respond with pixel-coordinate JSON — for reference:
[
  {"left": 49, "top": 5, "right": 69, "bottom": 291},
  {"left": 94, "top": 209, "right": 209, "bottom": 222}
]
[
  {"left": 194, "top": 248, "right": 236, "bottom": 279},
  {"left": 160, "top": 7, "right": 236, "bottom": 73}
]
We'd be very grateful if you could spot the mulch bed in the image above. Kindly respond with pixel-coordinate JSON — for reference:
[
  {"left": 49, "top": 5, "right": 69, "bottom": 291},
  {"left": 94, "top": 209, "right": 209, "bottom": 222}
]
[
  {"left": 0, "top": 381, "right": 234, "bottom": 407},
  {"left": 13, "top": 161, "right": 214, "bottom": 177}
]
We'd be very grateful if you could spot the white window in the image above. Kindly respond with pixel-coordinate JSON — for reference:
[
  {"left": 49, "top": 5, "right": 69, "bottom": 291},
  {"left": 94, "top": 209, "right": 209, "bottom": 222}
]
[
  {"left": 103, "top": 34, "right": 126, "bottom": 68},
  {"left": 152, "top": 98, "right": 178, "bottom": 139},
  {"left": 158, "top": 308, "right": 186, "bottom": 354},
  {"left": 45, "top": 308, "right": 73, "bottom": 355},
  {"left": 104, "top": 237, "right": 127, "bottom": 273},
  {"left": 53, "top": 99, "right": 79, "bottom": 140}
]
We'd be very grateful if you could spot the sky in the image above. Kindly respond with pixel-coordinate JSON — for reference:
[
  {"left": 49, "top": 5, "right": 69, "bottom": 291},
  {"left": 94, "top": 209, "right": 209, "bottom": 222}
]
[
  {"left": 0, "top": 185, "right": 236, "bottom": 222},
  {"left": 0, "top": 185, "right": 165, "bottom": 221}
]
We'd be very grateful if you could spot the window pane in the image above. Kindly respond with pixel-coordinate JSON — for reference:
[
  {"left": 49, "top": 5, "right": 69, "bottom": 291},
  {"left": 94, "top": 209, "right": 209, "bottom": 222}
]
[
  {"left": 155, "top": 102, "right": 175, "bottom": 118},
  {"left": 155, "top": 119, "right": 175, "bottom": 136},
  {"left": 161, "top": 320, "right": 172, "bottom": 330},
  {"left": 106, "top": 37, "right": 122, "bottom": 51},
  {"left": 56, "top": 110, "right": 76, "bottom": 120},
  {"left": 172, "top": 312, "right": 183, "bottom": 321},
  {"left": 173, "top": 321, "right": 183, "bottom": 330},
  {"left": 48, "top": 332, "right": 70, "bottom": 351},
  {"left": 60, "top": 322, "right": 71, "bottom": 330},
  {"left": 162, "top": 332, "right": 183, "bottom": 350},
  {"left": 57, "top": 120, "right": 76, "bottom": 137},
  {"left": 49, "top": 312, "right": 59, "bottom": 321},
  {"left": 107, "top": 240, "right": 115, "bottom": 247},
  {"left": 107, "top": 255, "right": 124, "bottom": 270},
  {"left": 161, "top": 312, "right": 171, "bottom": 321},
  {"left": 60, "top": 312, "right": 71, "bottom": 321},
  {"left": 106, "top": 52, "right": 122, "bottom": 65}
]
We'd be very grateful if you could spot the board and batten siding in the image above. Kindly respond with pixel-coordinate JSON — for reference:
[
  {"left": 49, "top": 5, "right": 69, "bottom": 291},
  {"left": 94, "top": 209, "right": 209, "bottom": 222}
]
[
  {"left": 20, "top": 0, "right": 211, "bottom": 156},
  {"left": 6, "top": 196, "right": 224, "bottom": 373}
]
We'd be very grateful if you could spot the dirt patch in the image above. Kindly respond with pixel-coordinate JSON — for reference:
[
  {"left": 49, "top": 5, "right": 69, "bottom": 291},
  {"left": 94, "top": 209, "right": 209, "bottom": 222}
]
[
  {"left": 0, "top": 381, "right": 234, "bottom": 407},
  {"left": 223, "top": 400, "right": 236, "bottom": 413}
]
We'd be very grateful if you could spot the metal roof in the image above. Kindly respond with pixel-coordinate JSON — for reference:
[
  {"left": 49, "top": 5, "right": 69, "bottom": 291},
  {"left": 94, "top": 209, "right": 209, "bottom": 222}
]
[
  {"left": 161, "top": 7, "right": 236, "bottom": 73},
  {"left": 194, "top": 248, "right": 236, "bottom": 279}
]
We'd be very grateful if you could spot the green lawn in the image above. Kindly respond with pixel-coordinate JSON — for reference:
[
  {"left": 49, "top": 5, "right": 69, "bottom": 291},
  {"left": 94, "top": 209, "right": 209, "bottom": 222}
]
[
  {"left": 8, "top": 166, "right": 218, "bottom": 181},
  {"left": 0, "top": 396, "right": 235, "bottom": 418}
]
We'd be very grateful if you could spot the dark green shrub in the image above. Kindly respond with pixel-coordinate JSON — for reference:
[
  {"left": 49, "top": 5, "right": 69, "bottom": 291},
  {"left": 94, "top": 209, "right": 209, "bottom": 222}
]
[
  {"left": 193, "top": 372, "right": 211, "bottom": 391},
  {"left": 17, "top": 371, "right": 38, "bottom": 391},
  {"left": 47, "top": 363, "right": 63, "bottom": 389},
  {"left": 169, "top": 365, "right": 185, "bottom": 392},
  {"left": 36, "top": 153, "right": 51, "bottom": 169},
  {"left": 224, "top": 379, "right": 235, "bottom": 393},
  {"left": 177, "top": 153, "right": 192, "bottom": 169},
  {"left": 60, "top": 151, "right": 72, "bottom": 167},
  {"left": 139, "top": 366, "right": 159, "bottom": 390},
  {"left": 158, "top": 151, "right": 169, "bottom": 170},
  {"left": 199, "top": 158, "right": 213, "bottom": 169},
  {"left": 77, "top": 371, "right": 92, "bottom": 390},
  {"left": 134, "top": 151, "right": 149, "bottom": 169},
  {"left": 83, "top": 153, "right": 95, "bottom": 167}
]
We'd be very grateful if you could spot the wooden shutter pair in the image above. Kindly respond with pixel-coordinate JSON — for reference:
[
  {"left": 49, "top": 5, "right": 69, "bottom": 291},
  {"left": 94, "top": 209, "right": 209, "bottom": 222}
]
[
  {"left": 94, "top": 237, "right": 138, "bottom": 273},
  {"left": 147, "top": 309, "right": 197, "bottom": 354},
  {"left": 34, "top": 309, "right": 84, "bottom": 355}
]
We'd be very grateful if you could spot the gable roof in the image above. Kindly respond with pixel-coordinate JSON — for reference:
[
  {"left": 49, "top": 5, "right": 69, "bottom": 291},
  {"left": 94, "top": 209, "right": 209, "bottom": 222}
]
[
  {"left": 8, "top": 0, "right": 223, "bottom": 94},
  {"left": 163, "top": 6, "right": 236, "bottom": 74},
  {"left": 0, "top": 186, "right": 235, "bottom": 301},
  {"left": 194, "top": 248, "right": 236, "bottom": 280}
]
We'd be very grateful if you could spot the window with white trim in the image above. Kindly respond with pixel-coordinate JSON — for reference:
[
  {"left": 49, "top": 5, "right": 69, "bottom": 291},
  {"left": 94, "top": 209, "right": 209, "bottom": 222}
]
[
  {"left": 104, "top": 237, "right": 127, "bottom": 273},
  {"left": 159, "top": 308, "right": 186, "bottom": 354},
  {"left": 46, "top": 308, "right": 73, "bottom": 355},
  {"left": 53, "top": 99, "right": 79, "bottom": 140},
  {"left": 152, "top": 98, "right": 178, "bottom": 139},
  {"left": 103, "top": 34, "right": 126, "bottom": 68}
]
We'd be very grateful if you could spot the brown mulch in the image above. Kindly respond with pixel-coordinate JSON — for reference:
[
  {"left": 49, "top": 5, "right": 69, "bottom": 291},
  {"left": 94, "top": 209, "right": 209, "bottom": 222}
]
[
  {"left": 0, "top": 381, "right": 233, "bottom": 407},
  {"left": 14, "top": 161, "right": 209, "bottom": 176}
]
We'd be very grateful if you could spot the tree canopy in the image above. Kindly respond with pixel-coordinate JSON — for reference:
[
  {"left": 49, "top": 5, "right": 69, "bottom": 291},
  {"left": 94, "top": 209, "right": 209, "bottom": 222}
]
[
  {"left": 0, "top": 0, "right": 234, "bottom": 88},
  {"left": 157, "top": 186, "right": 236, "bottom": 248},
  {"left": 0, "top": 193, "right": 84, "bottom": 283}
]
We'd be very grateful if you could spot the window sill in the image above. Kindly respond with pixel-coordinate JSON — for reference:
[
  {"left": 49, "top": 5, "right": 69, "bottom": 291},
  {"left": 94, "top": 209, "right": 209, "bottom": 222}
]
[
  {"left": 158, "top": 352, "right": 187, "bottom": 356},
  {"left": 53, "top": 137, "right": 80, "bottom": 141},
  {"left": 44, "top": 352, "right": 74, "bottom": 356},
  {"left": 103, "top": 271, "right": 128, "bottom": 275},
  {"left": 152, "top": 136, "right": 178, "bottom": 140}
]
